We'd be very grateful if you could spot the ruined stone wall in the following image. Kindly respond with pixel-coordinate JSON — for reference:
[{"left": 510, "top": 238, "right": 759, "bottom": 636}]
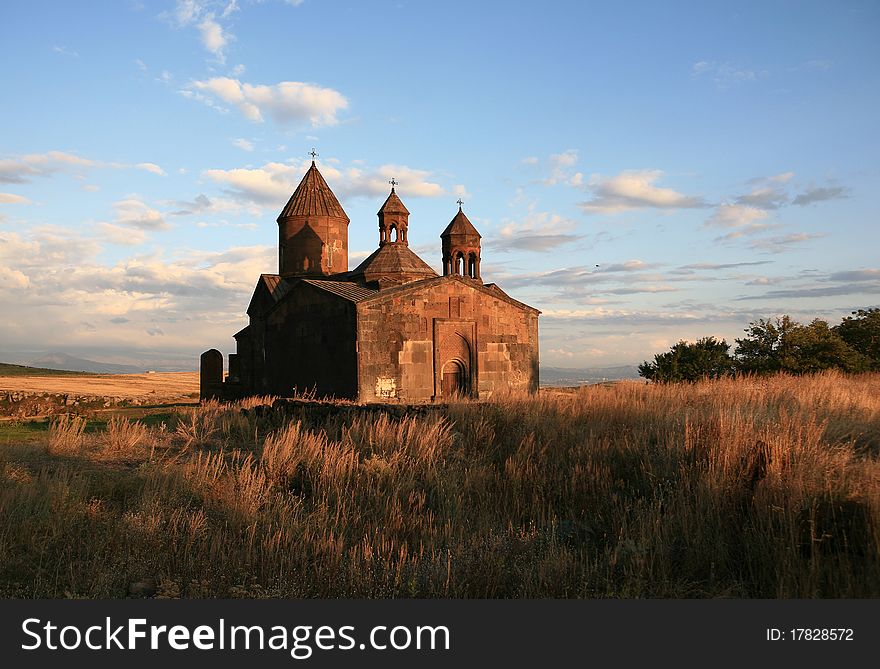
[
  {"left": 356, "top": 278, "right": 538, "bottom": 402},
  {"left": 263, "top": 285, "right": 358, "bottom": 398}
]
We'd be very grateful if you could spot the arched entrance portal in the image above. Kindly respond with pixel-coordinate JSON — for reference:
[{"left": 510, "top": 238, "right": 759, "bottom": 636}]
[{"left": 440, "top": 359, "right": 469, "bottom": 397}]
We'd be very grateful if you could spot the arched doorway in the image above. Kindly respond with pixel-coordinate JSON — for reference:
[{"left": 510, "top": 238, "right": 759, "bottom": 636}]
[{"left": 440, "top": 359, "right": 469, "bottom": 397}]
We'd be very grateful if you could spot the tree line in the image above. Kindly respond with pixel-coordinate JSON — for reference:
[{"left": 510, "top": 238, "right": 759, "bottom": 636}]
[{"left": 638, "top": 308, "right": 880, "bottom": 383}]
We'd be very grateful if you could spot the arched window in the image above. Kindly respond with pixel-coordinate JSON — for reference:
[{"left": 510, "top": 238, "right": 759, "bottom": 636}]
[
  {"left": 390, "top": 225, "right": 398, "bottom": 242},
  {"left": 455, "top": 251, "right": 464, "bottom": 275},
  {"left": 468, "top": 253, "right": 477, "bottom": 278}
]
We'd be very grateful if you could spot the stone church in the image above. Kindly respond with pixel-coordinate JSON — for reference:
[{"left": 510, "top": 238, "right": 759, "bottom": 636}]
[{"left": 200, "top": 158, "right": 539, "bottom": 402}]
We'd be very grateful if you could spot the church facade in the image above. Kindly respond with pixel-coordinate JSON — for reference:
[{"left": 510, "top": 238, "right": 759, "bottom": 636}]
[{"left": 200, "top": 159, "right": 539, "bottom": 402}]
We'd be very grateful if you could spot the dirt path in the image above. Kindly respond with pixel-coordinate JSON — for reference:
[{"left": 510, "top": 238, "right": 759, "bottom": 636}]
[{"left": 0, "top": 372, "right": 200, "bottom": 400}]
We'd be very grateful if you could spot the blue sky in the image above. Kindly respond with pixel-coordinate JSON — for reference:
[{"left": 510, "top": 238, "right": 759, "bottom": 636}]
[{"left": 1, "top": 0, "right": 878, "bottom": 370}]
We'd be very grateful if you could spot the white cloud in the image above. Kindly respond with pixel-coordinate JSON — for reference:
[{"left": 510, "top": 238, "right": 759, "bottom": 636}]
[
  {"left": 692, "top": 60, "right": 767, "bottom": 88},
  {"left": 735, "top": 186, "right": 788, "bottom": 210},
  {"left": 493, "top": 212, "right": 582, "bottom": 252},
  {"left": 198, "top": 14, "right": 229, "bottom": 61},
  {"left": 453, "top": 184, "right": 470, "bottom": 199},
  {"left": 748, "top": 233, "right": 825, "bottom": 253},
  {"left": 0, "top": 225, "right": 277, "bottom": 356},
  {"left": 0, "top": 151, "right": 165, "bottom": 184},
  {"left": 188, "top": 77, "right": 349, "bottom": 126},
  {"left": 0, "top": 193, "right": 31, "bottom": 204},
  {"left": 579, "top": 170, "right": 707, "bottom": 213},
  {"left": 232, "top": 138, "right": 254, "bottom": 151},
  {"left": 136, "top": 162, "right": 166, "bottom": 176},
  {"left": 766, "top": 171, "right": 794, "bottom": 183},
  {"left": 53, "top": 45, "right": 79, "bottom": 58},
  {"left": 792, "top": 185, "right": 848, "bottom": 206},
  {"left": 95, "top": 223, "right": 149, "bottom": 246},
  {"left": 203, "top": 161, "right": 299, "bottom": 204},
  {"left": 0, "top": 266, "right": 30, "bottom": 290},
  {"left": 526, "top": 149, "right": 582, "bottom": 186},
  {"left": 165, "top": 1, "right": 238, "bottom": 62},
  {"left": 109, "top": 198, "right": 170, "bottom": 231},
  {"left": 706, "top": 204, "right": 770, "bottom": 231}
]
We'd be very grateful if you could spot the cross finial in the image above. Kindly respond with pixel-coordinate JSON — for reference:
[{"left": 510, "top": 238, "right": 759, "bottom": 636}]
[
  {"left": 389, "top": 178, "right": 398, "bottom": 191},
  {"left": 456, "top": 198, "right": 464, "bottom": 209},
  {"left": 309, "top": 148, "right": 318, "bottom": 163}
]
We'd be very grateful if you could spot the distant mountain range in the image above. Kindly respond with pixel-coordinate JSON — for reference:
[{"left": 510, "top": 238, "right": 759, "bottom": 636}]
[
  {"left": 540, "top": 365, "right": 641, "bottom": 386},
  {"left": 11, "top": 352, "right": 640, "bottom": 384},
  {"left": 28, "top": 352, "right": 147, "bottom": 374}
]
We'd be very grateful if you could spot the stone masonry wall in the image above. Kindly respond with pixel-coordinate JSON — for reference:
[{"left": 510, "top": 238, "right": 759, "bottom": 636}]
[
  {"left": 263, "top": 284, "right": 358, "bottom": 398},
  {"left": 356, "top": 277, "right": 538, "bottom": 402}
]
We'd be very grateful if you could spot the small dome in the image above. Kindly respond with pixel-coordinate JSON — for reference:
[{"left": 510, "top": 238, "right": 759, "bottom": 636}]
[
  {"left": 349, "top": 244, "right": 437, "bottom": 285},
  {"left": 378, "top": 189, "right": 410, "bottom": 215},
  {"left": 441, "top": 207, "right": 481, "bottom": 238}
]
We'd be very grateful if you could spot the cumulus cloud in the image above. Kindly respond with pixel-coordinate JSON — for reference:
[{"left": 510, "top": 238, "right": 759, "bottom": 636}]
[
  {"left": 0, "top": 266, "right": 30, "bottom": 290},
  {"left": 579, "top": 170, "right": 707, "bottom": 213},
  {"left": 232, "top": 138, "right": 254, "bottom": 151},
  {"left": 109, "top": 198, "right": 169, "bottom": 231},
  {"left": 204, "top": 162, "right": 304, "bottom": 205},
  {"left": 705, "top": 204, "right": 772, "bottom": 240},
  {"left": 188, "top": 77, "right": 349, "bottom": 126},
  {"left": 0, "top": 225, "right": 277, "bottom": 358},
  {"left": 94, "top": 223, "right": 149, "bottom": 246}
]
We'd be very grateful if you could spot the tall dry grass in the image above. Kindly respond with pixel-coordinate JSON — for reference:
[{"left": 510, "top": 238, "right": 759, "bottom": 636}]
[{"left": 1, "top": 370, "right": 877, "bottom": 598}]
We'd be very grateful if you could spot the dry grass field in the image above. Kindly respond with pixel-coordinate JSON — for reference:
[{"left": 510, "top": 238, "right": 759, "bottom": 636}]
[
  {"left": 0, "top": 371, "right": 877, "bottom": 598},
  {"left": 0, "top": 371, "right": 199, "bottom": 401}
]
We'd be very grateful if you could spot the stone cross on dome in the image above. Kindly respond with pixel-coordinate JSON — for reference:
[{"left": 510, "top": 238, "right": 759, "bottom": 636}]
[
  {"left": 389, "top": 178, "right": 398, "bottom": 191},
  {"left": 309, "top": 148, "right": 318, "bottom": 163},
  {"left": 457, "top": 198, "right": 464, "bottom": 209}
]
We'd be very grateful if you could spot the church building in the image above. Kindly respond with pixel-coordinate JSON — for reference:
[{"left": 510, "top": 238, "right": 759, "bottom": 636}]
[{"left": 200, "top": 158, "right": 539, "bottom": 402}]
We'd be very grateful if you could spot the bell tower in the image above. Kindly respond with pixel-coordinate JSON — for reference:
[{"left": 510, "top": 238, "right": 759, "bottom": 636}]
[
  {"left": 377, "top": 179, "right": 410, "bottom": 246},
  {"left": 277, "top": 151, "right": 350, "bottom": 277},
  {"left": 441, "top": 200, "right": 482, "bottom": 281}
]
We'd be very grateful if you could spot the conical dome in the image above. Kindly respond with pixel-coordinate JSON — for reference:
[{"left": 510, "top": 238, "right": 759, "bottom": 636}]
[
  {"left": 378, "top": 188, "right": 410, "bottom": 215},
  {"left": 441, "top": 207, "right": 481, "bottom": 238},
  {"left": 277, "top": 161, "right": 350, "bottom": 277},
  {"left": 278, "top": 162, "right": 349, "bottom": 221}
]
